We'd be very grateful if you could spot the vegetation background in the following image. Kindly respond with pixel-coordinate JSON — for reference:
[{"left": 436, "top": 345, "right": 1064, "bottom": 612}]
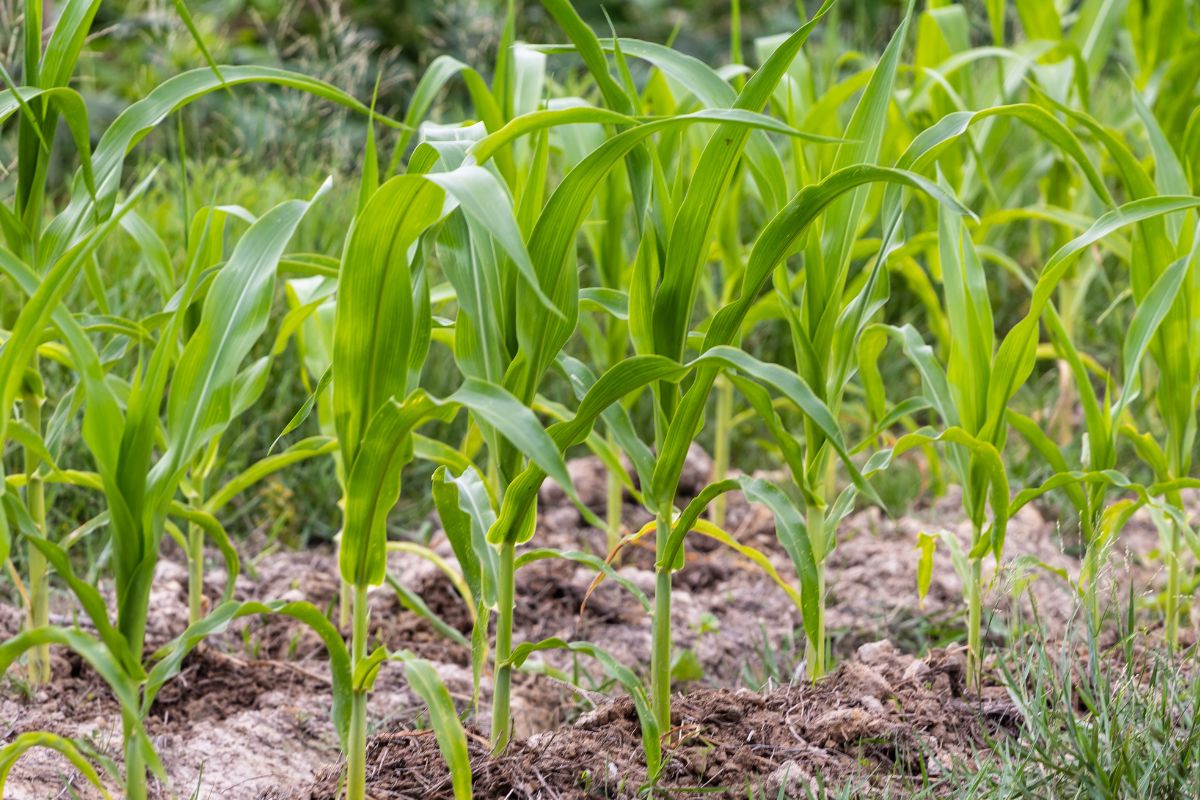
[
  {"left": 2, "top": 0, "right": 1159, "bottom": 595},
  {"left": 2, "top": 0, "right": 956, "bottom": 551}
]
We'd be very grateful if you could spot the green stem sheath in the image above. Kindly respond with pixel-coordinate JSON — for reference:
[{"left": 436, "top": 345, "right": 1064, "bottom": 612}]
[
  {"left": 1082, "top": 538, "right": 1101, "bottom": 634},
  {"left": 491, "top": 541, "right": 516, "bottom": 752},
  {"left": 606, "top": 434, "right": 623, "bottom": 556},
  {"left": 25, "top": 546, "right": 49, "bottom": 684},
  {"left": 709, "top": 377, "right": 733, "bottom": 528},
  {"left": 338, "top": 530, "right": 352, "bottom": 631},
  {"left": 347, "top": 584, "right": 369, "bottom": 800},
  {"left": 1165, "top": 516, "right": 1182, "bottom": 654},
  {"left": 22, "top": 389, "right": 49, "bottom": 686},
  {"left": 123, "top": 716, "right": 147, "bottom": 800},
  {"left": 187, "top": 522, "right": 205, "bottom": 625},
  {"left": 804, "top": 566, "right": 826, "bottom": 681},
  {"left": 651, "top": 510, "right": 673, "bottom": 731},
  {"left": 966, "top": 558, "right": 982, "bottom": 691},
  {"left": 804, "top": 504, "right": 826, "bottom": 681}
]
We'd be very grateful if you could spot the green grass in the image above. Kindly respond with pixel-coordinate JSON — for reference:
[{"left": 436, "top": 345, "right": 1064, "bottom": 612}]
[{"left": 938, "top": 612, "right": 1200, "bottom": 799}]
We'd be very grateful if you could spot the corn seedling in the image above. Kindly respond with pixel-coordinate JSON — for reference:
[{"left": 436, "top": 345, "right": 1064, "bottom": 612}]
[
  {"left": 870, "top": 186, "right": 1200, "bottom": 688},
  {"left": 0, "top": 2, "right": 412, "bottom": 793},
  {"left": 415, "top": 0, "right": 855, "bottom": 749},
  {"left": 1000, "top": 81, "right": 1200, "bottom": 650},
  {"left": 2, "top": 180, "right": 333, "bottom": 798},
  {"left": 330, "top": 137, "right": 612, "bottom": 790},
  {"left": 733, "top": 2, "right": 914, "bottom": 681},
  {"left": 443, "top": 6, "right": 995, "bottom": 765}
]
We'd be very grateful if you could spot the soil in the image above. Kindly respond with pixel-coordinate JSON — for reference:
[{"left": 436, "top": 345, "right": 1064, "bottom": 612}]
[
  {"left": 0, "top": 451, "right": 1186, "bottom": 799},
  {"left": 277, "top": 641, "right": 1018, "bottom": 800}
]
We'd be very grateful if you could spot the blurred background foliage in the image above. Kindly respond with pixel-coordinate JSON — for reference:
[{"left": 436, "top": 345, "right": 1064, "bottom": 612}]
[
  {"left": 0, "top": 0, "right": 920, "bottom": 548},
  {"left": 0, "top": 0, "right": 1183, "bottom": 549},
  {"left": 2, "top": 0, "right": 917, "bottom": 176}
]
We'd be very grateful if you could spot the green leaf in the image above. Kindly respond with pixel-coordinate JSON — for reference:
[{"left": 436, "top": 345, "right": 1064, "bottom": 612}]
[
  {"left": 0, "top": 85, "right": 96, "bottom": 198},
  {"left": 171, "top": 0, "right": 229, "bottom": 91},
  {"left": 396, "top": 653, "right": 473, "bottom": 800},
  {"left": 270, "top": 368, "right": 332, "bottom": 454},
  {"left": 916, "top": 532, "right": 936, "bottom": 608},
  {"left": 431, "top": 465, "right": 493, "bottom": 606},
  {"left": 425, "top": 164, "right": 559, "bottom": 318},
  {"left": 507, "top": 637, "right": 661, "bottom": 778},
  {"left": 151, "top": 181, "right": 329, "bottom": 511},
  {"left": 0, "top": 733, "right": 111, "bottom": 800},
  {"left": 1114, "top": 248, "right": 1195, "bottom": 424},
  {"left": 342, "top": 392, "right": 448, "bottom": 587},
  {"left": 43, "top": 66, "right": 399, "bottom": 265},
  {"left": 387, "top": 53, "right": 503, "bottom": 175},
  {"left": 334, "top": 176, "right": 445, "bottom": 468},
  {"left": 144, "top": 600, "right": 352, "bottom": 749},
  {"left": 1069, "top": 0, "right": 1130, "bottom": 82}
]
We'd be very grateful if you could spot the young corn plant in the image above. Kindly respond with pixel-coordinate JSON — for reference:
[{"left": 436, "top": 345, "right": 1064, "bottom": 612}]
[
  {"left": 314, "top": 29, "right": 522, "bottom": 631},
  {"left": 862, "top": 196, "right": 1022, "bottom": 691},
  {"left": 330, "top": 148, "right": 612, "bottom": 793},
  {"left": 724, "top": 3, "right": 915, "bottom": 681},
  {"left": 1007, "top": 209, "right": 1198, "bottom": 631},
  {"left": 516, "top": 158, "right": 968, "bottom": 769},
  {"left": 868, "top": 179, "right": 1200, "bottom": 688},
  {"left": 283, "top": 27, "right": 589, "bottom": 750},
  {"left": 838, "top": 14, "right": 1199, "bottom": 683},
  {"left": 0, "top": 0, "right": 105, "bottom": 687},
  {"left": 455, "top": 18, "right": 988, "bottom": 772},
  {"left": 171, "top": 204, "right": 350, "bottom": 626},
  {"left": 1019, "top": 84, "right": 1200, "bottom": 650},
  {"left": 0, "top": 8, "right": 411, "bottom": 794},
  {"left": 1104, "top": 99, "right": 1200, "bottom": 653},
  {"left": 2, "top": 181, "right": 330, "bottom": 797},
  {"left": 414, "top": 0, "right": 851, "bottom": 748}
]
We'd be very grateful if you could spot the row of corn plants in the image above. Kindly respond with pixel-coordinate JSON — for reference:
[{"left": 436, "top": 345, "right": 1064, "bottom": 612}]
[{"left": 3, "top": 0, "right": 1200, "bottom": 796}]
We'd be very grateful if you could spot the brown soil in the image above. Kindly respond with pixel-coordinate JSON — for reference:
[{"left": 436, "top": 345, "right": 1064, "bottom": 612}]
[
  {"left": 278, "top": 641, "right": 1018, "bottom": 799},
  {"left": 0, "top": 453, "right": 1183, "bottom": 798}
]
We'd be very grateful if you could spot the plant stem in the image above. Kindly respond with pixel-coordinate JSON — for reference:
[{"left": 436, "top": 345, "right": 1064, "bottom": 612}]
[
  {"left": 347, "top": 583, "right": 369, "bottom": 800},
  {"left": 709, "top": 376, "right": 733, "bottom": 527},
  {"left": 491, "top": 541, "right": 516, "bottom": 752},
  {"left": 22, "top": 389, "right": 49, "bottom": 686},
  {"left": 1165, "top": 516, "right": 1182, "bottom": 654},
  {"left": 123, "top": 715, "right": 147, "bottom": 800},
  {"left": 804, "top": 566, "right": 826, "bottom": 681},
  {"left": 187, "top": 521, "right": 205, "bottom": 624},
  {"left": 1082, "top": 539, "right": 1101, "bottom": 635},
  {"left": 966, "top": 557, "right": 982, "bottom": 691},
  {"left": 606, "top": 434, "right": 622, "bottom": 557},
  {"left": 804, "top": 504, "right": 826, "bottom": 681},
  {"left": 651, "top": 510, "right": 673, "bottom": 731},
  {"left": 25, "top": 546, "right": 49, "bottom": 684},
  {"left": 338, "top": 531, "right": 351, "bottom": 631}
]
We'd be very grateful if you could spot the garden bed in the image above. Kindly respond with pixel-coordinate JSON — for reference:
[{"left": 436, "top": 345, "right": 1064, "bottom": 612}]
[{"left": 1, "top": 456, "right": 1173, "bottom": 799}]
